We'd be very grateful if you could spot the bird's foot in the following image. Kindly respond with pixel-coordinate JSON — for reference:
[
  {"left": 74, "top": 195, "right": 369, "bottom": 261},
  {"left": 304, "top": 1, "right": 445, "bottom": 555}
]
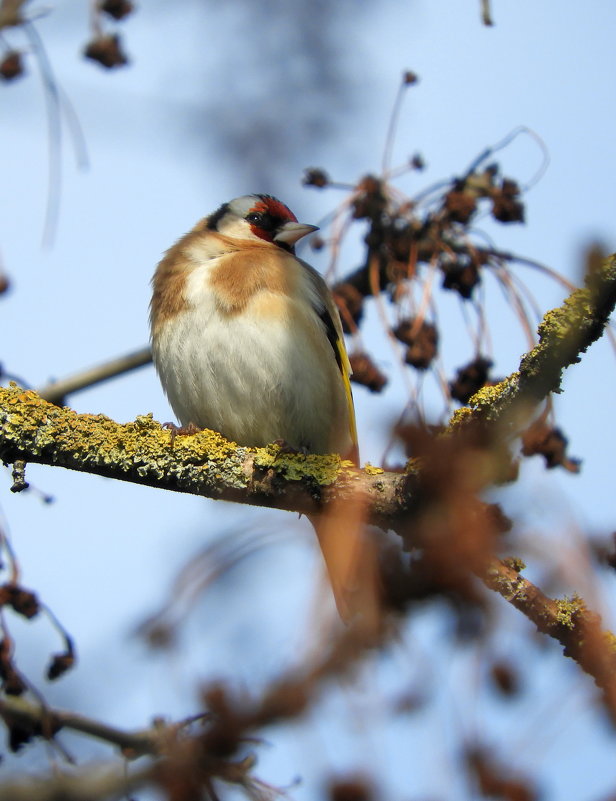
[
  {"left": 272, "top": 439, "right": 309, "bottom": 458},
  {"left": 163, "top": 421, "right": 201, "bottom": 447}
]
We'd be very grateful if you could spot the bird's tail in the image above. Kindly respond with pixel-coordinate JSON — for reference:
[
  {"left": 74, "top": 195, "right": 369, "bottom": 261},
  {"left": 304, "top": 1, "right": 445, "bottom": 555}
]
[{"left": 308, "top": 496, "right": 381, "bottom": 627}]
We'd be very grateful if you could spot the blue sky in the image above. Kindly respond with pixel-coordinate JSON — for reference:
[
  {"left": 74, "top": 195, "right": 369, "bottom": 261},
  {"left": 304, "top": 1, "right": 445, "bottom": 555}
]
[{"left": 1, "top": 1, "right": 616, "bottom": 798}]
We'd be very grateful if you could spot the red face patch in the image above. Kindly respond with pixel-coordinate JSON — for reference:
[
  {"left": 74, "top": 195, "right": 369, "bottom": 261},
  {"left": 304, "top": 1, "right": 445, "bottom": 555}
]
[
  {"left": 253, "top": 197, "right": 297, "bottom": 222},
  {"left": 247, "top": 197, "right": 298, "bottom": 242}
]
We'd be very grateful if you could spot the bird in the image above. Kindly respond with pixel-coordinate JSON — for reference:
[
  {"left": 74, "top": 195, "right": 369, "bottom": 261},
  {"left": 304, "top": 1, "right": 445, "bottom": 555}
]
[{"left": 150, "top": 194, "right": 362, "bottom": 616}]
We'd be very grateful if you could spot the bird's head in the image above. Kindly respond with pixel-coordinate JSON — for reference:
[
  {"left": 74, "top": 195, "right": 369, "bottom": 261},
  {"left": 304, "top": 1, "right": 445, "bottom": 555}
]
[{"left": 206, "top": 194, "right": 318, "bottom": 251}]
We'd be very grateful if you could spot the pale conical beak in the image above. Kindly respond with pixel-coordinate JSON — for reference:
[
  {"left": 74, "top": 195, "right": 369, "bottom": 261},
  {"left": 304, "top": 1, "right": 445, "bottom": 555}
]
[{"left": 274, "top": 221, "right": 319, "bottom": 246}]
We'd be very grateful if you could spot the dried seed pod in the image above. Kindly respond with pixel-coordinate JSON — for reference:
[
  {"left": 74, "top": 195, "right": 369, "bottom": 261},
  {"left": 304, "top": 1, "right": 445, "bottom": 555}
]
[
  {"left": 330, "top": 777, "right": 373, "bottom": 801},
  {"left": 99, "top": 0, "right": 134, "bottom": 20},
  {"left": 449, "top": 357, "right": 493, "bottom": 404},
  {"left": 352, "top": 175, "right": 387, "bottom": 220},
  {"left": 333, "top": 283, "right": 364, "bottom": 331},
  {"left": 443, "top": 187, "right": 478, "bottom": 223},
  {"left": 492, "top": 178, "right": 525, "bottom": 223},
  {"left": 0, "top": 51, "right": 24, "bottom": 81},
  {"left": 393, "top": 319, "right": 439, "bottom": 370},
  {"left": 349, "top": 352, "right": 387, "bottom": 393},
  {"left": 441, "top": 258, "right": 481, "bottom": 299},
  {"left": 0, "top": 584, "right": 40, "bottom": 619},
  {"left": 302, "top": 167, "right": 329, "bottom": 188},
  {"left": 521, "top": 422, "right": 581, "bottom": 472},
  {"left": 84, "top": 34, "right": 128, "bottom": 69},
  {"left": 402, "top": 70, "right": 419, "bottom": 85}
]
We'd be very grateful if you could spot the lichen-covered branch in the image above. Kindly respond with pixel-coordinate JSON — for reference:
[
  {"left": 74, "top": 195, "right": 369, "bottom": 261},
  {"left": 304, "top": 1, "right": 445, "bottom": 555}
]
[
  {"left": 450, "top": 253, "right": 616, "bottom": 430},
  {"left": 0, "top": 385, "right": 409, "bottom": 525}
]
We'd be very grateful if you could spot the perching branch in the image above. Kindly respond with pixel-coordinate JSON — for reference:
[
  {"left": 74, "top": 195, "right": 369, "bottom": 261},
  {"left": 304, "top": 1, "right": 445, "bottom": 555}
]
[{"left": 0, "top": 384, "right": 407, "bottom": 525}]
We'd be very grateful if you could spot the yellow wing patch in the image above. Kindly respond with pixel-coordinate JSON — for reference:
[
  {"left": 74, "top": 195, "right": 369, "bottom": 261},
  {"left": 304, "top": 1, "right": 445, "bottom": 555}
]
[{"left": 335, "top": 335, "right": 359, "bottom": 464}]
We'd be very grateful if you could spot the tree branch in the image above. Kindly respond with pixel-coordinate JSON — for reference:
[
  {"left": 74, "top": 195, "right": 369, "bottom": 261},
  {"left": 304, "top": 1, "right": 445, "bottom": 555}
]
[
  {"left": 0, "top": 385, "right": 408, "bottom": 524},
  {"left": 36, "top": 346, "right": 152, "bottom": 404},
  {"left": 485, "top": 557, "right": 616, "bottom": 719},
  {"left": 449, "top": 253, "right": 616, "bottom": 430}
]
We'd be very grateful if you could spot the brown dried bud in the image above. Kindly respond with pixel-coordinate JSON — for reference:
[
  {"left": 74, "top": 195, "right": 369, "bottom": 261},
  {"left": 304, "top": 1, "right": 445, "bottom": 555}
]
[
  {"left": 0, "top": 51, "right": 24, "bottom": 81},
  {"left": 99, "top": 0, "right": 134, "bottom": 20},
  {"left": 0, "top": 273, "right": 11, "bottom": 295},
  {"left": 386, "top": 223, "right": 418, "bottom": 266},
  {"left": 333, "top": 283, "right": 364, "bottom": 331},
  {"left": 393, "top": 319, "right": 438, "bottom": 370},
  {"left": 492, "top": 178, "right": 525, "bottom": 223},
  {"left": 443, "top": 188, "right": 477, "bottom": 224},
  {"left": 349, "top": 352, "right": 387, "bottom": 393},
  {"left": 84, "top": 34, "right": 129, "bottom": 69},
  {"left": 402, "top": 70, "right": 419, "bottom": 85},
  {"left": 0, "top": 584, "right": 40, "bottom": 619},
  {"left": 352, "top": 175, "right": 387, "bottom": 220},
  {"left": 410, "top": 153, "right": 425, "bottom": 170},
  {"left": 47, "top": 651, "right": 75, "bottom": 680},
  {"left": 302, "top": 167, "right": 329, "bottom": 188},
  {"left": 330, "top": 777, "right": 373, "bottom": 801},
  {"left": 490, "top": 660, "right": 521, "bottom": 697},
  {"left": 441, "top": 259, "right": 481, "bottom": 299},
  {"left": 521, "top": 422, "right": 581, "bottom": 472},
  {"left": 449, "top": 357, "right": 493, "bottom": 404}
]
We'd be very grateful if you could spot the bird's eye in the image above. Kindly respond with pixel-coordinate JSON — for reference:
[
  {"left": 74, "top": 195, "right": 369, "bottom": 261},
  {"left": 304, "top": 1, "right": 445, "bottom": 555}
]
[{"left": 246, "top": 211, "right": 278, "bottom": 232}]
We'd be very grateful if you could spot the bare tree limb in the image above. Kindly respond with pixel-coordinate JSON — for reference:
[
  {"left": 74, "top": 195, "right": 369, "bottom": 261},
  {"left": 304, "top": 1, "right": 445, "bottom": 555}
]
[{"left": 36, "top": 346, "right": 152, "bottom": 404}]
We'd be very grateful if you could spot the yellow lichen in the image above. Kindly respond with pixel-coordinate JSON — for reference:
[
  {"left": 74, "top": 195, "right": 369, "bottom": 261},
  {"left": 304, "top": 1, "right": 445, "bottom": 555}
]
[
  {"left": 252, "top": 446, "right": 344, "bottom": 485},
  {"left": 554, "top": 595, "right": 586, "bottom": 629},
  {"left": 363, "top": 463, "right": 384, "bottom": 476}
]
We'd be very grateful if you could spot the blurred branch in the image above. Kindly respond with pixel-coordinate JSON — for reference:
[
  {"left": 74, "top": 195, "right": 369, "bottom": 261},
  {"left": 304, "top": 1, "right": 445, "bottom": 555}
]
[
  {"left": 0, "top": 623, "right": 385, "bottom": 801},
  {"left": 0, "top": 694, "right": 163, "bottom": 756},
  {"left": 36, "top": 346, "right": 152, "bottom": 404},
  {"left": 485, "top": 558, "right": 616, "bottom": 720},
  {"left": 0, "top": 763, "right": 150, "bottom": 801}
]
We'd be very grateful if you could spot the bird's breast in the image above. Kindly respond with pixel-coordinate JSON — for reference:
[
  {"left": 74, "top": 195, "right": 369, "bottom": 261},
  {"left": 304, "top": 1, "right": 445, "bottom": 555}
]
[{"left": 152, "top": 284, "right": 351, "bottom": 455}]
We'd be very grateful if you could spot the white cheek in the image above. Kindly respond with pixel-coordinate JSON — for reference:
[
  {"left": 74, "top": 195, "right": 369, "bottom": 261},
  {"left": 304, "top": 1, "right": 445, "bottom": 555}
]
[{"left": 218, "top": 218, "right": 263, "bottom": 242}]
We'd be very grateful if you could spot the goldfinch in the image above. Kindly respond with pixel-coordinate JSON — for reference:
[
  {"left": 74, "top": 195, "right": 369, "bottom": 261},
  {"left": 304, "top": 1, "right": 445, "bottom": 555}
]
[
  {"left": 150, "top": 194, "right": 358, "bottom": 463},
  {"left": 150, "top": 195, "right": 363, "bottom": 618}
]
